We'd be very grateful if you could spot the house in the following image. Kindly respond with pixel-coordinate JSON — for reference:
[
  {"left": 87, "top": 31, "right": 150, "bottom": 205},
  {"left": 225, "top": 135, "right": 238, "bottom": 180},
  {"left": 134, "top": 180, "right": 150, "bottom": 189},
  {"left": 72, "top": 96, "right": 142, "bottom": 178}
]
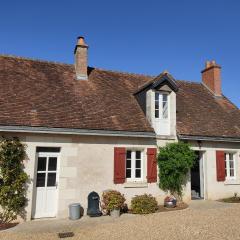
[{"left": 0, "top": 36, "right": 239, "bottom": 220}]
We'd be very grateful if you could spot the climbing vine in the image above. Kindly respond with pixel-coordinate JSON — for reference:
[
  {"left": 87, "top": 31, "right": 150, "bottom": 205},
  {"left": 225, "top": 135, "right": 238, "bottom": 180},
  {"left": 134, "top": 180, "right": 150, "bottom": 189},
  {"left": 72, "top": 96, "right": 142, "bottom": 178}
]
[
  {"left": 157, "top": 142, "right": 196, "bottom": 200},
  {"left": 0, "top": 137, "right": 28, "bottom": 223}
]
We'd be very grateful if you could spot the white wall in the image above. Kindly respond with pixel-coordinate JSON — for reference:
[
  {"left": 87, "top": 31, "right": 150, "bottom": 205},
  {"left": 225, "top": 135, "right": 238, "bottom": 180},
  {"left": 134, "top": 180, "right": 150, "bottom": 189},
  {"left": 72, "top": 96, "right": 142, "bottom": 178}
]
[
  {"left": 1, "top": 132, "right": 190, "bottom": 220},
  {"left": 2, "top": 132, "right": 239, "bottom": 221},
  {"left": 189, "top": 140, "right": 240, "bottom": 200}
]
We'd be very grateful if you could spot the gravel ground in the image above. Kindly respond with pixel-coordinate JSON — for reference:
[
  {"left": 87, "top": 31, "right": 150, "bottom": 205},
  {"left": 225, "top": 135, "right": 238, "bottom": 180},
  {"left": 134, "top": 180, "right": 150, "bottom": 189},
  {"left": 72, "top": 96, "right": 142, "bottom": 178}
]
[{"left": 1, "top": 201, "right": 240, "bottom": 240}]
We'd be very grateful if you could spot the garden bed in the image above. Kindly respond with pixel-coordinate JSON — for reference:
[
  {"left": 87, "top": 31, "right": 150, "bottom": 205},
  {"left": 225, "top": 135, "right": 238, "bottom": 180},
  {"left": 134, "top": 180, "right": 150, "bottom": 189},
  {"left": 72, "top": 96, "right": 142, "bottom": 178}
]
[
  {"left": 0, "top": 222, "right": 18, "bottom": 231},
  {"left": 219, "top": 197, "right": 240, "bottom": 203},
  {"left": 127, "top": 202, "right": 188, "bottom": 214},
  {"left": 158, "top": 202, "right": 188, "bottom": 212}
]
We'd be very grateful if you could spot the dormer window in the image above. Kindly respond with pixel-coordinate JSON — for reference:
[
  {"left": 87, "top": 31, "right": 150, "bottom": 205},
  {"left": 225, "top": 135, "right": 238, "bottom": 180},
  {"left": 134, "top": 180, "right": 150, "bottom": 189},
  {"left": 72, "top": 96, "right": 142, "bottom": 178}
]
[
  {"left": 155, "top": 92, "right": 169, "bottom": 119},
  {"left": 136, "top": 71, "right": 178, "bottom": 136}
]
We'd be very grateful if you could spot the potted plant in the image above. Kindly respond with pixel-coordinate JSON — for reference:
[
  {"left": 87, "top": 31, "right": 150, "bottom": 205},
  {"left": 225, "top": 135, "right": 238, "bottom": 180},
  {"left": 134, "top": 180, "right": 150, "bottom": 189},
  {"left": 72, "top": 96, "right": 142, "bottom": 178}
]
[
  {"left": 102, "top": 190, "right": 126, "bottom": 217},
  {"left": 164, "top": 196, "right": 177, "bottom": 208}
]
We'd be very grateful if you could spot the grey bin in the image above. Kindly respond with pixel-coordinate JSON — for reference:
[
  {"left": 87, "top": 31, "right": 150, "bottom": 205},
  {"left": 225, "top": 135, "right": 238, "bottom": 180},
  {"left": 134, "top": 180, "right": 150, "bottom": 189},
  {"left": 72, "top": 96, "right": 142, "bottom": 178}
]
[{"left": 69, "top": 203, "right": 81, "bottom": 220}]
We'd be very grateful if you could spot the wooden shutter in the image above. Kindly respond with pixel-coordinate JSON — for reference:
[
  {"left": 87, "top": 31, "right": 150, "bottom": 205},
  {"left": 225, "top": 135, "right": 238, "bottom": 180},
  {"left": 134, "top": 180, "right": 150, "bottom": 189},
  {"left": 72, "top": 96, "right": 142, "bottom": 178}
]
[
  {"left": 114, "top": 147, "right": 126, "bottom": 184},
  {"left": 216, "top": 151, "right": 225, "bottom": 182},
  {"left": 147, "top": 148, "right": 157, "bottom": 183}
]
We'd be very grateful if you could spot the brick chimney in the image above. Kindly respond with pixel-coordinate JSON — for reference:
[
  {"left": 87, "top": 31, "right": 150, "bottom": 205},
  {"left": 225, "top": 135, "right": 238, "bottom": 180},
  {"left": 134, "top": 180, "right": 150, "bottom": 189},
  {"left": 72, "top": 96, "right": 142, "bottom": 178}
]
[
  {"left": 74, "top": 36, "right": 88, "bottom": 80},
  {"left": 201, "top": 60, "right": 222, "bottom": 96}
]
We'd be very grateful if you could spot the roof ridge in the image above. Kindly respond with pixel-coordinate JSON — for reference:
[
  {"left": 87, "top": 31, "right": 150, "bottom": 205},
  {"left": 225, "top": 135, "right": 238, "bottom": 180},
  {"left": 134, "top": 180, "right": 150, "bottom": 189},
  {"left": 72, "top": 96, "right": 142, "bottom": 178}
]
[
  {"left": 0, "top": 54, "right": 73, "bottom": 67},
  {"left": 94, "top": 67, "right": 155, "bottom": 79},
  {"left": 0, "top": 55, "right": 221, "bottom": 88},
  {"left": 0, "top": 54, "right": 159, "bottom": 79}
]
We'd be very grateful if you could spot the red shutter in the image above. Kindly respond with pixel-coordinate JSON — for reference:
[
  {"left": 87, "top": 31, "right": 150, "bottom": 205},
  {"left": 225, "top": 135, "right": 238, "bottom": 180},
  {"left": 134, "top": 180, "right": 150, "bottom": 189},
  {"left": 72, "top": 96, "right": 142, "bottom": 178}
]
[
  {"left": 114, "top": 147, "right": 126, "bottom": 184},
  {"left": 216, "top": 151, "right": 225, "bottom": 182},
  {"left": 147, "top": 148, "right": 157, "bottom": 183}
]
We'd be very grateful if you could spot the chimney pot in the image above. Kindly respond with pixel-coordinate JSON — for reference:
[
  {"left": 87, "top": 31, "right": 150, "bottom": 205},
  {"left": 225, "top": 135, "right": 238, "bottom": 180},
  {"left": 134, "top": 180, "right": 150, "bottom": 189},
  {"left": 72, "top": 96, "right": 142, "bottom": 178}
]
[
  {"left": 211, "top": 60, "right": 216, "bottom": 66},
  {"left": 201, "top": 60, "right": 222, "bottom": 96},
  {"left": 205, "top": 61, "right": 211, "bottom": 68},
  {"left": 76, "top": 36, "right": 88, "bottom": 48},
  {"left": 74, "top": 36, "right": 88, "bottom": 80}
]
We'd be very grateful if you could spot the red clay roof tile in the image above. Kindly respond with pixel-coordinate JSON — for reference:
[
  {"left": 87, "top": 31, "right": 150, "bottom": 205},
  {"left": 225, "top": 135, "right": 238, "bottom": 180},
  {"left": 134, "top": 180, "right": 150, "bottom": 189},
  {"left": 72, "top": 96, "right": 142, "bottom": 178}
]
[{"left": 0, "top": 55, "right": 239, "bottom": 138}]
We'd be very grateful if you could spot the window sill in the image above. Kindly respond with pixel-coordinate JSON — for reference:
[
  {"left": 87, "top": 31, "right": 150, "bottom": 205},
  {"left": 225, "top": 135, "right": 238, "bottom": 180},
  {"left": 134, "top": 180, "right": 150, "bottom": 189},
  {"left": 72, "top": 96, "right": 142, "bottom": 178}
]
[
  {"left": 224, "top": 179, "right": 240, "bottom": 185},
  {"left": 124, "top": 182, "right": 148, "bottom": 188}
]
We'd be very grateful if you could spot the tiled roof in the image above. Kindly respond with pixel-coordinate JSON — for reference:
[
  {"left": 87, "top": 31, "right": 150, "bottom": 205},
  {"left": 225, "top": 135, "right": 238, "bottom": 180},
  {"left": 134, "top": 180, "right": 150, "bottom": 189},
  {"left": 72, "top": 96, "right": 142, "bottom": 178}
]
[
  {"left": 0, "top": 55, "right": 239, "bottom": 138},
  {"left": 0, "top": 55, "right": 153, "bottom": 133},
  {"left": 176, "top": 80, "right": 240, "bottom": 138}
]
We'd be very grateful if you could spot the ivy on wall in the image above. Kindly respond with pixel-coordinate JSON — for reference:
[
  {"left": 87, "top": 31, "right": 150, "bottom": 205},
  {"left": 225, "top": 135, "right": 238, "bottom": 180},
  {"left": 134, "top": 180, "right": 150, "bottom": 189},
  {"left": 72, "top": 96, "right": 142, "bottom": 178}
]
[
  {"left": 157, "top": 142, "right": 196, "bottom": 200},
  {"left": 0, "top": 137, "right": 28, "bottom": 223}
]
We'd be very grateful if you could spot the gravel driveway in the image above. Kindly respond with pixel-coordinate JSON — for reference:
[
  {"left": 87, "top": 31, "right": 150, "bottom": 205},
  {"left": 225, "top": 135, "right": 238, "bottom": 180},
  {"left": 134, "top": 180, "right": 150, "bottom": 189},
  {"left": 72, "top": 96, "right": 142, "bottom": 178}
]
[{"left": 1, "top": 200, "right": 240, "bottom": 240}]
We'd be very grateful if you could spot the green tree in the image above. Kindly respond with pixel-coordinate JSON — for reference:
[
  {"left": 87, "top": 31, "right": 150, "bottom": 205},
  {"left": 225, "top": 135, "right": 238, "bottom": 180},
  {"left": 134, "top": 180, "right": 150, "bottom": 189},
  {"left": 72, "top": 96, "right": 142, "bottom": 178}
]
[
  {"left": 157, "top": 142, "right": 196, "bottom": 200},
  {"left": 0, "top": 137, "right": 28, "bottom": 223}
]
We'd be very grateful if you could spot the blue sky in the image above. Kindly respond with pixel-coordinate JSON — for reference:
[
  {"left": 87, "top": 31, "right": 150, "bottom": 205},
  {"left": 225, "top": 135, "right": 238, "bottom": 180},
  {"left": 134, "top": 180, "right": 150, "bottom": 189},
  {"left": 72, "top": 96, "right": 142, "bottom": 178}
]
[{"left": 0, "top": 0, "right": 239, "bottom": 107}]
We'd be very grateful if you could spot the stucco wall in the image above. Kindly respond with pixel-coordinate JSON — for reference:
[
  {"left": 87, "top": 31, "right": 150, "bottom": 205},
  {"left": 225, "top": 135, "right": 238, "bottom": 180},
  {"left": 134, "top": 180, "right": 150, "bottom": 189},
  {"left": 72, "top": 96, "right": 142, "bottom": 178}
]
[
  {"left": 189, "top": 140, "right": 240, "bottom": 200},
  {"left": 1, "top": 133, "right": 190, "bottom": 220},
  {"left": 1, "top": 132, "right": 239, "bottom": 221},
  {"left": 25, "top": 134, "right": 190, "bottom": 219}
]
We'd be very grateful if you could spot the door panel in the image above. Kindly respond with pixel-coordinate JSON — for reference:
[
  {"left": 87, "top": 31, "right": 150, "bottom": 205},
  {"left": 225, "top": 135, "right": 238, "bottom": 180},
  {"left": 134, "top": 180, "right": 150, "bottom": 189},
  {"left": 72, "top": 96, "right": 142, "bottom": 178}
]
[
  {"left": 45, "top": 188, "right": 57, "bottom": 216},
  {"left": 34, "top": 188, "right": 45, "bottom": 218}
]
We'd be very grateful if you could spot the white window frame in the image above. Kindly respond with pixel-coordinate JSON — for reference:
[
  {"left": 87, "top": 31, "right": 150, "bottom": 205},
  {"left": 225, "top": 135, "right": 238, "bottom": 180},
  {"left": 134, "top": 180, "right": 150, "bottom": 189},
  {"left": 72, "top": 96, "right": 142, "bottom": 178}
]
[
  {"left": 225, "top": 152, "right": 236, "bottom": 180},
  {"left": 126, "top": 150, "right": 143, "bottom": 182},
  {"left": 155, "top": 91, "right": 169, "bottom": 120},
  {"left": 36, "top": 152, "right": 60, "bottom": 188}
]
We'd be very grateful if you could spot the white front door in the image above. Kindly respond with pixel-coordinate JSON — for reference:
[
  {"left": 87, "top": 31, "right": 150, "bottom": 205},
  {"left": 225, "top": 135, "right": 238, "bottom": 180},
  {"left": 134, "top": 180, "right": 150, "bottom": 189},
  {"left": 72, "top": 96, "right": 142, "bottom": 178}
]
[{"left": 33, "top": 152, "right": 59, "bottom": 218}]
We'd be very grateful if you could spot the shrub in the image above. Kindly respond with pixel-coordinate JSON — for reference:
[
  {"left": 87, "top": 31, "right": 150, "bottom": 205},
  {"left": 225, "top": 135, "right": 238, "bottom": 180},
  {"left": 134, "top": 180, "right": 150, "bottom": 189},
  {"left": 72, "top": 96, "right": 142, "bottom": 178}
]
[
  {"left": 0, "top": 137, "right": 28, "bottom": 223},
  {"left": 157, "top": 142, "right": 196, "bottom": 200},
  {"left": 102, "top": 190, "right": 126, "bottom": 213},
  {"left": 131, "top": 194, "right": 158, "bottom": 214}
]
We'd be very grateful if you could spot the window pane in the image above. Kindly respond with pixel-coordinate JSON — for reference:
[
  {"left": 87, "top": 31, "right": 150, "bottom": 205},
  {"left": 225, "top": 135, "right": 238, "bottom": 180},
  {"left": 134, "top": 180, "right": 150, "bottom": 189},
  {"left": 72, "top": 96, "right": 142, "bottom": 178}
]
[
  {"left": 126, "top": 160, "right": 131, "bottom": 168},
  {"left": 48, "top": 157, "right": 57, "bottom": 171},
  {"left": 155, "top": 92, "right": 159, "bottom": 101},
  {"left": 47, "top": 173, "right": 56, "bottom": 187},
  {"left": 36, "top": 173, "right": 46, "bottom": 187},
  {"left": 135, "top": 169, "right": 141, "bottom": 178},
  {"left": 126, "top": 169, "right": 131, "bottom": 178},
  {"left": 229, "top": 161, "right": 234, "bottom": 169},
  {"left": 136, "top": 160, "right": 141, "bottom": 168},
  {"left": 37, "top": 157, "right": 46, "bottom": 171},
  {"left": 229, "top": 153, "right": 233, "bottom": 160},
  {"left": 162, "top": 101, "right": 168, "bottom": 119},
  {"left": 230, "top": 169, "right": 234, "bottom": 177},
  {"left": 136, "top": 151, "right": 141, "bottom": 159},
  {"left": 155, "top": 110, "right": 159, "bottom": 118},
  {"left": 163, "top": 94, "right": 168, "bottom": 102},
  {"left": 224, "top": 153, "right": 227, "bottom": 160},
  {"left": 126, "top": 150, "right": 131, "bottom": 159}
]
